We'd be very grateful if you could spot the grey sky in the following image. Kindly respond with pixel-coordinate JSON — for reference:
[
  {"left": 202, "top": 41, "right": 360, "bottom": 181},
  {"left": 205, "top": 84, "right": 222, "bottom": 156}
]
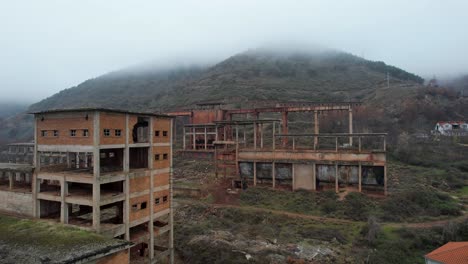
[{"left": 1, "top": 0, "right": 467, "bottom": 103}]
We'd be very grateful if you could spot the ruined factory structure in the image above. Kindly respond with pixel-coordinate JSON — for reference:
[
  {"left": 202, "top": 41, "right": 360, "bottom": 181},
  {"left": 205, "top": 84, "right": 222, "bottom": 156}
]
[
  {"left": 169, "top": 102, "right": 387, "bottom": 195},
  {"left": 0, "top": 108, "right": 175, "bottom": 263}
]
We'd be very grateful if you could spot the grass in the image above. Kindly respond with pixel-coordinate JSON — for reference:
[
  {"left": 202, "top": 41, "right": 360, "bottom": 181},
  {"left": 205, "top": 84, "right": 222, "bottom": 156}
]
[
  {"left": 458, "top": 186, "right": 468, "bottom": 196},
  {"left": 0, "top": 214, "right": 107, "bottom": 249}
]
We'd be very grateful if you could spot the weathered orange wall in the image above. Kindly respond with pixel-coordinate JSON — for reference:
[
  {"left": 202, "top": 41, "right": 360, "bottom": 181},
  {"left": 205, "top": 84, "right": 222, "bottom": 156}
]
[
  {"left": 36, "top": 112, "right": 94, "bottom": 145},
  {"left": 100, "top": 112, "right": 126, "bottom": 145},
  {"left": 153, "top": 117, "right": 171, "bottom": 143},
  {"left": 129, "top": 176, "right": 150, "bottom": 193},
  {"left": 153, "top": 146, "right": 170, "bottom": 169},
  {"left": 153, "top": 190, "right": 170, "bottom": 212},
  {"left": 192, "top": 110, "right": 224, "bottom": 124},
  {"left": 130, "top": 194, "right": 150, "bottom": 222},
  {"left": 96, "top": 249, "right": 129, "bottom": 264},
  {"left": 154, "top": 173, "right": 169, "bottom": 187}
]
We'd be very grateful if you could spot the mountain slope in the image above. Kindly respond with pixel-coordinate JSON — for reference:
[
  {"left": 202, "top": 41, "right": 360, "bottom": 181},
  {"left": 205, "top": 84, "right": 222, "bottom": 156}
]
[{"left": 29, "top": 49, "right": 423, "bottom": 112}]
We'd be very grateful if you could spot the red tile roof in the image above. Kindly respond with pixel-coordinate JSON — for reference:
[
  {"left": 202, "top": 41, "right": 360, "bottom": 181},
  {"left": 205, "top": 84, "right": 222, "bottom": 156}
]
[{"left": 425, "top": 242, "right": 468, "bottom": 264}]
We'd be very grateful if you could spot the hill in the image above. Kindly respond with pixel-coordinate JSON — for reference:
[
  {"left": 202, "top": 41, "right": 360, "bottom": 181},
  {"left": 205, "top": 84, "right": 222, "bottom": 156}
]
[
  {"left": 4, "top": 47, "right": 467, "bottom": 144},
  {"left": 29, "top": 48, "right": 423, "bottom": 113}
]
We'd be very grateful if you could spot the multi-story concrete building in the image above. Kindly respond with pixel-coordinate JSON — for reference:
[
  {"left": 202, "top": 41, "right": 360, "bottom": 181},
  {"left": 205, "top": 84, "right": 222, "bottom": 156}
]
[{"left": 30, "top": 108, "right": 174, "bottom": 263}]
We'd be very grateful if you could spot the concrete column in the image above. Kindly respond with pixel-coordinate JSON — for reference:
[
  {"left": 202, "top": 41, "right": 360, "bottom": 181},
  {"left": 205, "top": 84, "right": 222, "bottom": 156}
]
[
  {"left": 92, "top": 111, "right": 101, "bottom": 232},
  {"left": 358, "top": 163, "right": 362, "bottom": 193},
  {"left": 335, "top": 163, "right": 339, "bottom": 193},
  {"left": 182, "top": 127, "right": 186, "bottom": 150},
  {"left": 61, "top": 180, "right": 69, "bottom": 224},
  {"left": 348, "top": 108, "right": 353, "bottom": 146},
  {"left": 192, "top": 127, "right": 196, "bottom": 150},
  {"left": 8, "top": 171, "right": 13, "bottom": 190},
  {"left": 84, "top": 153, "right": 89, "bottom": 168},
  {"left": 314, "top": 110, "right": 319, "bottom": 148},
  {"left": 33, "top": 116, "right": 40, "bottom": 218},
  {"left": 204, "top": 127, "right": 208, "bottom": 150},
  {"left": 243, "top": 126, "right": 246, "bottom": 147},
  {"left": 272, "top": 121, "right": 276, "bottom": 150},
  {"left": 292, "top": 164, "right": 295, "bottom": 191},
  {"left": 253, "top": 162, "right": 257, "bottom": 186},
  {"left": 169, "top": 118, "right": 175, "bottom": 264},
  {"left": 384, "top": 165, "right": 387, "bottom": 196},
  {"left": 76, "top": 152, "right": 80, "bottom": 169},
  {"left": 66, "top": 152, "right": 71, "bottom": 168},
  {"left": 253, "top": 123, "right": 257, "bottom": 150},
  {"left": 272, "top": 162, "right": 276, "bottom": 188},
  {"left": 124, "top": 114, "right": 130, "bottom": 240},
  {"left": 312, "top": 163, "right": 316, "bottom": 191},
  {"left": 260, "top": 123, "right": 264, "bottom": 149},
  {"left": 281, "top": 112, "right": 288, "bottom": 147},
  {"left": 148, "top": 117, "right": 155, "bottom": 261}
]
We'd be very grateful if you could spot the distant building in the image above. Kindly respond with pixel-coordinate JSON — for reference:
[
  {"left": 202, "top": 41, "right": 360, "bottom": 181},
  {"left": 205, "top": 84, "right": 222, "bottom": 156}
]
[
  {"left": 425, "top": 242, "right": 468, "bottom": 264},
  {"left": 433, "top": 121, "right": 468, "bottom": 136}
]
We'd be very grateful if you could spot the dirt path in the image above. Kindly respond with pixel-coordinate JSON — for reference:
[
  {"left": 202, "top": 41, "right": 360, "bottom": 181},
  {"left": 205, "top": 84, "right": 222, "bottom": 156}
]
[{"left": 177, "top": 199, "right": 467, "bottom": 229}]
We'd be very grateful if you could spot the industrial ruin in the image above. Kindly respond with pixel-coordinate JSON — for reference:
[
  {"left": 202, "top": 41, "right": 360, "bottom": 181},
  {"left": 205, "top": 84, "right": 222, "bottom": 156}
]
[
  {"left": 169, "top": 102, "right": 387, "bottom": 195},
  {"left": 0, "top": 108, "right": 175, "bottom": 263}
]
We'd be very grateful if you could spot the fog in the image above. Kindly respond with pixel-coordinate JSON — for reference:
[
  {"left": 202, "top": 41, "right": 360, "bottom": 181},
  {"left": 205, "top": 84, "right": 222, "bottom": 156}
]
[{"left": 1, "top": 0, "right": 468, "bottom": 103}]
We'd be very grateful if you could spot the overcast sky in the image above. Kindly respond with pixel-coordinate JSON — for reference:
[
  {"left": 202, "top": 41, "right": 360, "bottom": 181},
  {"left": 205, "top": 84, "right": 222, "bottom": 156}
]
[{"left": 1, "top": 0, "right": 467, "bottom": 103}]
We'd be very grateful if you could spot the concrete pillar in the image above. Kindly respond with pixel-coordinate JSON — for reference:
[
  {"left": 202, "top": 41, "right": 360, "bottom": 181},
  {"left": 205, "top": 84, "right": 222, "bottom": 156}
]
[
  {"left": 348, "top": 108, "right": 353, "bottom": 146},
  {"left": 358, "top": 163, "right": 362, "bottom": 192},
  {"left": 67, "top": 152, "right": 71, "bottom": 168},
  {"left": 169, "top": 118, "right": 175, "bottom": 264},
  {"left": 314, "top": 110, "right": 319, "bottom": 148},
  {"left": 272, "top": 121, "right": 276, "bottom": 150},
  {"left": 272, "top": 162, "right": 276, "bottom": 188},
  {"left": 61, "top": 180, "right": 69, "bottom": 224},
  {"left": 292, "top": 164, "right": 295, "bottom": 191},
  {"left": 182, "top": 127, "right": 186, "bottom": 150},
  {"left": 192, "top": 127, "right": 196, "bottom": 150},
  {"left": 384, "top": 165, "right": 387, "bottom": 196},
  {"left": 148, "top": 117, "right": 155, "bottom": 261},
  {"left": 204, "top": 127, "right": 208, "bottom": 150},
  {"left": 243, "top": 126, "right": 246, "bottom": 147},
  {"left": 76, "top": 152, "right": 80, "bottom": 169},
  {"left": 84, "top": 153, "right": 89, "bottom": 168},
  {"left": 312, "top": 163, "right": 316, "bottom": 191},
  {"left": 253, "top": 162, "right": 257, "bottom": 186},
  {"left": 281, "top": 112, "right": 288, "bottom": 147},
  {"left": 124, "top": 114, "right": 130, "bottom": 240},
  {"left": 335, "top": 163, "right": 339, "bottom": 193},
  {"left": 8, "top": 171, "right": 13, "bottom": 190},
  {"left": 253, "top": 123, "right": 257, "bottom": 150},
  {"left": 92, "top": 111, "right": 101, "bottom": 232},
  {"left": 260, "top": 123, "right": 264, "bottom": 149}
]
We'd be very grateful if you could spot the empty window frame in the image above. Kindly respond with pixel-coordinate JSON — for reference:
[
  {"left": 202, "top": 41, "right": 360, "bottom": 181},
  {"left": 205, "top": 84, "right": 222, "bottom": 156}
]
[
  {"left": 155, "top": 130, "right": 160, "bottom": 137},
  {"left": 70, "top": 129, "right": 77, "bottom": 137},
  {"left": 163, "top": 153, "right": 168, "bottom": 160},
  {"left": 155, "top": 154, "right": 160, "bottom": 161},
  {"left": 132, "top": 204, "right": 138, "bottom": 211},
  {"left": 141, "top": 202, "right": 147, "bottom": 209},
  {"left": 115, "top": 129, "right": 122, "bottom": 136},
  {"left": 53, "top": 130, "right": 59, "bottom": 137},
  {"left": 163, "top": 131, "right": 168, "bottom": 137},
  {"left": 41, "top": 130, "right": 47, "bottom": 137},
  {"left": 155, "top": 198, "right": 160, "bottom": 205},
  {"left": 163, "top": 196, "right": 168, "bottom": 203},
  {"left": 103, "top": 129, "right": 110, "bottom": 136},
  {"left": 83, "top": 129, "right": 89, "bottom": 137}
]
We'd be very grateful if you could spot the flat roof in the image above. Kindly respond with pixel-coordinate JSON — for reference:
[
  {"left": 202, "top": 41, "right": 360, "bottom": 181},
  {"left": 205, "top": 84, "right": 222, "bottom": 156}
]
[
  {"left": 0, "top": 214, "right": 132, "bottom": 264},
  {"left": 0, "top": 163, "right": 34, "bottom": 172},
  {"left": 29, "top": 107, "right": 173, "bottom": 118}
]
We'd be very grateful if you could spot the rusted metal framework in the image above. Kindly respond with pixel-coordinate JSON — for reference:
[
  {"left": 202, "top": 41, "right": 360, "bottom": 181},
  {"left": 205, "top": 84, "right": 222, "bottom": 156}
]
[{"left": 167, "top": 102, "right": 387, "bottom": 195}]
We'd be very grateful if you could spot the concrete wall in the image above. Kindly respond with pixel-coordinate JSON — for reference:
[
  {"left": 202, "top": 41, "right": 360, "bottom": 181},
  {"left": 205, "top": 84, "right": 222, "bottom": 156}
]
[{"left": 0, "top": 190, "right": 33, "bottom": 216}]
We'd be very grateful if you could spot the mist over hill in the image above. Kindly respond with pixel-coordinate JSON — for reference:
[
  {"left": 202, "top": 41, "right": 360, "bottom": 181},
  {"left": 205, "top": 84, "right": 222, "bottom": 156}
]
[
  {"left": 29, "top": 48, "right": 423, "bottom": 113},
  {"left": 4, "top": 47, "right": 467, "bottom": 145}
]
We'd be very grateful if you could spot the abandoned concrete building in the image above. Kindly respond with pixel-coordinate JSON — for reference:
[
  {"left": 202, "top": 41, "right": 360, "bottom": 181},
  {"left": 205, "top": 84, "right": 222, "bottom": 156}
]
[
  {"left": 169, "top": 102, "right": 387, "bottom": 195},
  {"left": 0, "top": 108, "right": 175, "bottom": 263}
]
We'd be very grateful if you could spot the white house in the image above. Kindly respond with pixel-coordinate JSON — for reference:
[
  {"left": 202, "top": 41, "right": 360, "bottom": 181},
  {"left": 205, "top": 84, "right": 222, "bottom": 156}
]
[{"left": 433, "top": 121, "right": 468, "bottom": 136}]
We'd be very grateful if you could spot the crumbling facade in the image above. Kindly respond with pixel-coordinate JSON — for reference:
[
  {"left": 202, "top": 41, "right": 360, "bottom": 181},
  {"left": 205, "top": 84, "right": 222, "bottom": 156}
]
[
  {"left": 169, "top": 102, "right": 387, "bottom": 195},
  {"left": 30, "top": 108, "right": 174, "bottom": 263}
]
